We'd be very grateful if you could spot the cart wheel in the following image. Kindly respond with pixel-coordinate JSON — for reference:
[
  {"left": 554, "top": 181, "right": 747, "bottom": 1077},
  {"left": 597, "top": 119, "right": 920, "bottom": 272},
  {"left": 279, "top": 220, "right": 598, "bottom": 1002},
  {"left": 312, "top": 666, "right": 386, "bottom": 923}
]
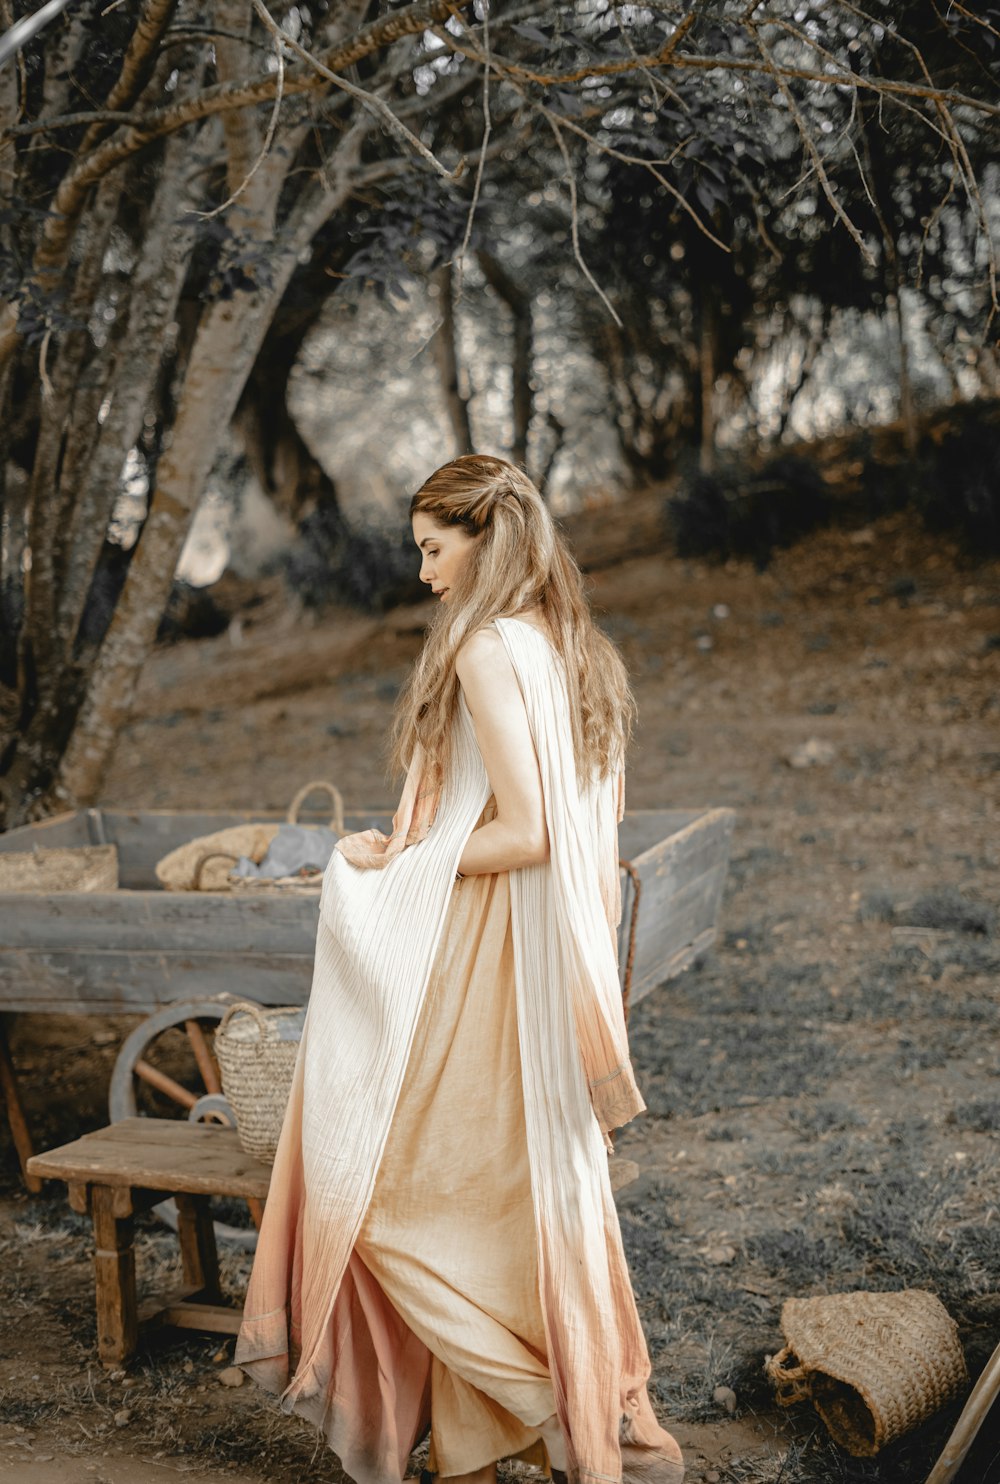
[{"left": 109, "top": 995, "right": 262, "bottom": 1251}]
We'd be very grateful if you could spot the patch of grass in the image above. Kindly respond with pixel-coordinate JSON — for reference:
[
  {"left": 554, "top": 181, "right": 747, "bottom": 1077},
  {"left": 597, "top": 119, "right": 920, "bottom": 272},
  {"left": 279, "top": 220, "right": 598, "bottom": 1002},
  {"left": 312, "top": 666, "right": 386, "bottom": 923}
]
[
  {"left": 648, "top": 1327, "right": 741, "bottom": 1421},
  {"left": 885, "top": 1114, "right": 933, "bottom": 1144},
  {"left": 725, "top": 848, "right": 789, "bottom": 893},
  {"left": 743, "top": 1229, "right": 847, "bottom": 1288},
  {"left": 194, "top": 1410, "right": 336, "bottom": 1478},
  {"left": 949, "top": 1098, "right": 1000, "bottom": 1133},
  {"left": 856, "top": 885, "right": 998, "bottom": 937},
  {"left": 896, "top": 886, "right": 996, "bottom": 936},
  {"left": 893, "top": 1037, "right": 950, "bottom": 1074},
  {"left": 755, "top": 1146, "right": 818, "bottom": 1177},
  {"left": 787, "top": 1101, "right": 867, "bottom": 1137},
  {"left": 705, "top": 1122, "right": 743, "bottom": 1143},
  {"left": 0, "top": 1395, "right": 60, "bottom": 1425}
]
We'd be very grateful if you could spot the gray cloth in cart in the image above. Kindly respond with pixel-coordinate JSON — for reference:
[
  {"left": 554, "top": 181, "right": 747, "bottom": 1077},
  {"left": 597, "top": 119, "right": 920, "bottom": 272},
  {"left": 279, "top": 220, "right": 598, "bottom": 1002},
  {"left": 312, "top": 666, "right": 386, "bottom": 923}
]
[{"left": 230, "top": 824, "right": 339, "bottom": 879}]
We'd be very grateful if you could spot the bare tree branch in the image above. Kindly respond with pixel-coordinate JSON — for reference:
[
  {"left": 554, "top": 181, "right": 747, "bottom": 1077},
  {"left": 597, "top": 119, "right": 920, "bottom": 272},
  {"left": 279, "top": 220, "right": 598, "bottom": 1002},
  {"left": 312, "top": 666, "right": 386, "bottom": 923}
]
[
  {"left": 745, "top": 17, "right": 875, "bottom": 264},
  {"left": 252, "top": 0, "right": 464, "bottom": 182},
  {"left": 451, "top": 0, "right": 492, "bottom": 303},
  {"left": 78, "top": 0, "right": 180, "bottom": 156},
  {"left": 194, "top": 0, "right": 285, "bottom": 220},
  {"left": 544, "top": 109, "right": 623, "bottom": 329}
]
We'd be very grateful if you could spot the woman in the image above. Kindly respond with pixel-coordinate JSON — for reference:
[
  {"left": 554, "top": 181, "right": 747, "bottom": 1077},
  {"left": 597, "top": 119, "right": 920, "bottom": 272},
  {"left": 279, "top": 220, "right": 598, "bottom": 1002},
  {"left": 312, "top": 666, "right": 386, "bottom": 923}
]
[{"left": 234, "top": 455, "right": 684, "bottom": 1484}]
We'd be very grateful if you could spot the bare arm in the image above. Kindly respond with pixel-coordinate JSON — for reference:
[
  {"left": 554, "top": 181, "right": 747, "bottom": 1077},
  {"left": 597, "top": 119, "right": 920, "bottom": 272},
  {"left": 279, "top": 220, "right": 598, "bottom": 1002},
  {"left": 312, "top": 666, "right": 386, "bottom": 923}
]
[{"left": 454, "top": 628, "right": 549, "bottom": 876}]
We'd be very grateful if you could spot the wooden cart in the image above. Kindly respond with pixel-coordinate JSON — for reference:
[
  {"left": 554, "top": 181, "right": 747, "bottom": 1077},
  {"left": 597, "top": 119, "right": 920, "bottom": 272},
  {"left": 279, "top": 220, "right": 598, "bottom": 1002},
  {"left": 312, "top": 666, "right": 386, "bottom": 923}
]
[{"left": 1, "top": 801, "right": 735, "bottom": 1242}]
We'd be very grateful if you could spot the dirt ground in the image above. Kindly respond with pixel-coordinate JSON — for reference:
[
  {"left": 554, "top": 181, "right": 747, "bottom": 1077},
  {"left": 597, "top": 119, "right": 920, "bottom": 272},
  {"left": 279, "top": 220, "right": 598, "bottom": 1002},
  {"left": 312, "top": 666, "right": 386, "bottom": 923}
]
[{"left": 2, "top": 503, "right": 999, "bottom": 1483}]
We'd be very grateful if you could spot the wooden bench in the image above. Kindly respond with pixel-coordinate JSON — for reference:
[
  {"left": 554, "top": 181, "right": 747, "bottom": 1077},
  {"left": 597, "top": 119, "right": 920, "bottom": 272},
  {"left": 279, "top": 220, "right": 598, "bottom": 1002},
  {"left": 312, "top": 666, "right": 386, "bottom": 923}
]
[{"left": 25, "top": 1117, "right": 271, "bottom": 1366}]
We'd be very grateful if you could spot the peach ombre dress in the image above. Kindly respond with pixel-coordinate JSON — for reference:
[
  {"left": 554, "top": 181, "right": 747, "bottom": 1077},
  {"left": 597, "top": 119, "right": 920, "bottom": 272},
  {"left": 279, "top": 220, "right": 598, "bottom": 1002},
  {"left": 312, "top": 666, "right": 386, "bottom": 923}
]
[{"left": 234, "top": 616, "right": 683, "bottom": 1484}]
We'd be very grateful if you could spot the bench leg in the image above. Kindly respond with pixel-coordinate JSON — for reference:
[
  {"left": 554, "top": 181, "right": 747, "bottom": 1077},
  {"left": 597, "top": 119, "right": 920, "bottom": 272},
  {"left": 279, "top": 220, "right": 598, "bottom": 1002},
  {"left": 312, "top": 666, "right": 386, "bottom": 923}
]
[
  {"left": 0, "top": 1015, "right": 41, "bottom": 1194},
  {"left": 92, "top": 1185, "right": 138, "bottom": 1366},
  {"left": 176, "top": 1192, "right": 222, "bottom": 1304}
]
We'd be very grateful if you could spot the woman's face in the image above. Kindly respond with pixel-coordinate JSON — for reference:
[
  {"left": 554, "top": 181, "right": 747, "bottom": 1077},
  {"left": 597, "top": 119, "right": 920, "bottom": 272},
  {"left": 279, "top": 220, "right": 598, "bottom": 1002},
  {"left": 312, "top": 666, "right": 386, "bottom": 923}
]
[{"left": 412, "top": 512, "right": 478, "bottom": 604}]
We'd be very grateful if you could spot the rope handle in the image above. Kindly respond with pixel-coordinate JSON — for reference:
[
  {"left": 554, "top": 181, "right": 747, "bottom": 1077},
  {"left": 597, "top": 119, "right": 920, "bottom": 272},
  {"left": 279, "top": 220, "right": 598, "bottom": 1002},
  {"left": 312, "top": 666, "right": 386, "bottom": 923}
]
[
  {"left": 764, "top": 1347, "right": 814, "bottom": 1407},
  {"left": 286, "top": 779, "right": 346, "bottom": 835},
  {"left": 191, "top": 849, "right": 240, "bottom": 889},
  {"left": 618, "top": 857, "right": 641, "bottom": 1023},
  {"left": 217, "top": 999, "right": 280, "bottom": 1045}
]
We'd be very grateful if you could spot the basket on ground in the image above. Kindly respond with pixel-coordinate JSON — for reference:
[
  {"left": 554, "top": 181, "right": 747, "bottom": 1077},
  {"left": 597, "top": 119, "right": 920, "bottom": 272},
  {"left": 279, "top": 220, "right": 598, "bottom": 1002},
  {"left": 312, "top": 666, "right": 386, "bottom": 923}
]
[
  {"left": 764, "top": 1288, "right": 968, "bottom": 1457},
  {"left": 214, "top": 1000, "right": 305, "bottom": 1162}
]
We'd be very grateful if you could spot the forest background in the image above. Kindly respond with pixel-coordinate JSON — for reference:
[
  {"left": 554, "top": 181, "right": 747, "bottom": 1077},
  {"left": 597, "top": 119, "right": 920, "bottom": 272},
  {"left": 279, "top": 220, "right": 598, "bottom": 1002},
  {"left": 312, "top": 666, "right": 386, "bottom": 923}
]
[{"left": 1, "top": 0, "right": 998, "bottom": 826}]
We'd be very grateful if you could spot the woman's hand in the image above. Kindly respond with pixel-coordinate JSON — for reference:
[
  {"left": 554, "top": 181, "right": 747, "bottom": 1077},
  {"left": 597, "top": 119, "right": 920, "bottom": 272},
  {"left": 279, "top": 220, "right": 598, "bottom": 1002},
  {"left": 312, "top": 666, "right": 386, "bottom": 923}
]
[{"left": 454, "top": 628, "right": 549, "bottom": 875}]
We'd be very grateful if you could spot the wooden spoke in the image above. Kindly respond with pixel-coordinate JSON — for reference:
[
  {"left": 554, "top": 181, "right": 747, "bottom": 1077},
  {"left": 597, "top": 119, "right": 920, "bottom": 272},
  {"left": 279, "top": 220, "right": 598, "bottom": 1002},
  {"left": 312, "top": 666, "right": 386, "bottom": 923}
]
[
  {"left": 185, "top": 1019, "right": 222, "bottom": 1095},
  {"left": 134, "top": 1057, "right": 198, "bottom": 1109}
]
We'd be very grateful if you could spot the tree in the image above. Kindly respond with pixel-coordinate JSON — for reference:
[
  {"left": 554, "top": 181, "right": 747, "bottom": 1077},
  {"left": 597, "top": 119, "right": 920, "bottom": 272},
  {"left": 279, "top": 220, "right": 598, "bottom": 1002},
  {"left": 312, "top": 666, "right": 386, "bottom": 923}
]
[{"left": 0, "top": 0, "right": 996, "bottom": 829}]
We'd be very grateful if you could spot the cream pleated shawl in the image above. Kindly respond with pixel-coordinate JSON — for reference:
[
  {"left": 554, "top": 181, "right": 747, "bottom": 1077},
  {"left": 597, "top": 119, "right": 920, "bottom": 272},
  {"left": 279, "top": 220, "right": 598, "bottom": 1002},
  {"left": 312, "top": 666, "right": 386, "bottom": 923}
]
[{"left": 234, "top": 615, "right": 680, "bottom": 1484}]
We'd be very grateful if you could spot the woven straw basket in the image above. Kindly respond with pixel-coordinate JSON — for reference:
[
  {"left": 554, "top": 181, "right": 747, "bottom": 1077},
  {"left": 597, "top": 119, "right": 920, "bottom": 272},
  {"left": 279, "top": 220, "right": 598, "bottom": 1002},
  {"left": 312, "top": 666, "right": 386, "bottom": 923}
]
[
  {"left": 0, "top": 843, "right": 118, "bottom": 893},
  {"left": 214, "top": 1000, "right": 305, "bottom": 1163},
  {"left": 765, "top": 1289, "right": 968, "bottom": 1457},
  {"left": 155, "top": 824, "right": 279, "bottom": 892},
  {"left": 154, "top": 780, "right": 345, "bottom": 893},
  {"left": 227, "top": 780, "right": 345, "bottom": 893}
]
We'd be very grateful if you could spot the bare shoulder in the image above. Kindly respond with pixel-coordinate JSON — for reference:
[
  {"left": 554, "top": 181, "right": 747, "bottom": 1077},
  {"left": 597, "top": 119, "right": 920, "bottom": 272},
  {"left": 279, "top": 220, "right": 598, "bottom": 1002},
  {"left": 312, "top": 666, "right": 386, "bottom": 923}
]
[{"left": 455, "top": 624, "right": 510, "bottom": 682}]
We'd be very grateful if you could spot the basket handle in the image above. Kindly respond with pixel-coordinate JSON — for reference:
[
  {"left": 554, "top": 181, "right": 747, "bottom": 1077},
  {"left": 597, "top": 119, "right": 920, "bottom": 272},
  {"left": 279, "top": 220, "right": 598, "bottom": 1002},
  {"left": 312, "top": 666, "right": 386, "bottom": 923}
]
[
  {"left": 192, "top": 850, "right": 241, "bottom": 889},
  {"left": 286, "top": 779, "right": 346, "bottom": 836},
  {"left": 764, "top": 1347, "right": 814, "bottom": 1408},
  {"left": 217, "top": 999, "right": 277, "bottom": 1043}
]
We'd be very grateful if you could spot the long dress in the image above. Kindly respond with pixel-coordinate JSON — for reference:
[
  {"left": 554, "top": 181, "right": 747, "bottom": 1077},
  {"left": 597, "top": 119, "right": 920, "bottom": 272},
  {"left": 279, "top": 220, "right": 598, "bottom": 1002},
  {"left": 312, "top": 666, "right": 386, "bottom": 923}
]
[{"left": 233, "top": 616, "right": 683, "bottom": 1484}]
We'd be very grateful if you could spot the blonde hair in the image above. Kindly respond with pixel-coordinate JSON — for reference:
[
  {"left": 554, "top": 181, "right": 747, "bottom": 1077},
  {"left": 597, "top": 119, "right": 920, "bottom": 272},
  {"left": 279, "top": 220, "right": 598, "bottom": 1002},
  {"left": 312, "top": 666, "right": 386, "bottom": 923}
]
[{"left": 389, "top": 453, "right": 636, "bottom": 790}]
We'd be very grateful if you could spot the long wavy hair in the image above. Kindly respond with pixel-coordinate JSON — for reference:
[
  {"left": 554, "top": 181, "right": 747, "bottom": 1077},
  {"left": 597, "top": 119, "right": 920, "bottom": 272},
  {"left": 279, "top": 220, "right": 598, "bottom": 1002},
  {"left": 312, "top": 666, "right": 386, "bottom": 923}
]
[{"left": 388, "top": 453, "right": 636, "bottom": 790}]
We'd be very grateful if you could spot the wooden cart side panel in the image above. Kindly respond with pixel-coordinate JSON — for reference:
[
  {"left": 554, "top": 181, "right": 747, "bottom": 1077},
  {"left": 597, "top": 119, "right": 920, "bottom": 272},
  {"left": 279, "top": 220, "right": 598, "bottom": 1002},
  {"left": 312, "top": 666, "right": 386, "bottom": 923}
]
[
  {"left": 0, "top": 949, "right": 313, "bottom": 1015},
  {"left": 0, "top": 810, "right": 92, "bottom": 849},
  {"left": 5, "top": 807, "right": 700, "bottom": 887},
  {"left": 0, "top": 890, "right": 321, "bottom": 952},
  {"left": 628, "top": 806, "right": 735, "bottom": 895},
  {"left": 621, "top": 860, "right": 731, "bottom": 1006},
  {"left": 617, "top": 807, "right": 735, "bottom": 1003},
  {"left": 616, "top": 809, "right": 706, "bottom": 861}
]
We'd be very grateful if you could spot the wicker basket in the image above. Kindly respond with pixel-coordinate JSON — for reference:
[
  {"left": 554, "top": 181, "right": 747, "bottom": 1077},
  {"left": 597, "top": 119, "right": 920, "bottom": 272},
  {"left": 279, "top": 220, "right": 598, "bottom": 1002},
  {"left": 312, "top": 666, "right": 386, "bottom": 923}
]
[
  {"left": 155, "top": 779, "right": 346, "bottom": 894},
  {"left": 156, "top": 825, "right": 279, "bottom": 892},
  {"left": 227, "top": 780, "right": 346, "bottom": 894},
  {"left": 214, "top": 1000, "right": 305, "bottom": 1163},
  {"left": 764, "top": 1289, "right": 968, "bottom": 1457},
  {"left": 0, "top": 843, "right": 118, "bottom": 893}
]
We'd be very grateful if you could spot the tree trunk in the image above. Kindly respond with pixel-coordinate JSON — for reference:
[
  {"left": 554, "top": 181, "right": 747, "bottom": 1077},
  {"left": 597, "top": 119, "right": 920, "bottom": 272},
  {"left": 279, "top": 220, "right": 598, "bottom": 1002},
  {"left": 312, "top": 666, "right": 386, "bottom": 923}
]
[
  {"left": 535, "top": 410, "right": 566, "bottom": 500},
  {"left": 433, "top": 260, "right": 473, "bottom": 454},
  {"left": 893, "top": 290, "right": 918, "bottom": 457},
  {"left": 47, "top": 168, "right": 363, "bottom": 815},
  {"left": 774, "top": 307, "right": 828, "bottom": 443},
  {"left": 853, "top": 78, "right": 917, "bottom": 458},
  {"left": 600, "top": 319, "right": 645, "bottom": 477},
  {"left": 698, "top": 298, "right": 718, "bottom": 475},
  {"left": 56, "top": 129, "right": 205, "bottom": 648},
  {"left": 235, "top": 298, "right": 342, "bottom": 530},
  {"left": 476, "top": 248, "right": 532, "bottom": 469}
]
